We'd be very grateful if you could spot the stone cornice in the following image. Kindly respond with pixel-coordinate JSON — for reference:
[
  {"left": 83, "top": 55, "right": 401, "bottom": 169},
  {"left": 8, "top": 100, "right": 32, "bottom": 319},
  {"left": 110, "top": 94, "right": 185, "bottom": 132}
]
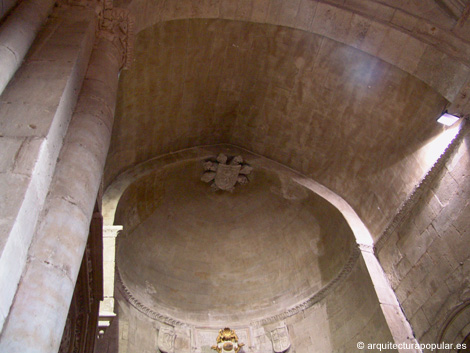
[{"left": 116, "top": 268, "right": 187, "bottom": 327}]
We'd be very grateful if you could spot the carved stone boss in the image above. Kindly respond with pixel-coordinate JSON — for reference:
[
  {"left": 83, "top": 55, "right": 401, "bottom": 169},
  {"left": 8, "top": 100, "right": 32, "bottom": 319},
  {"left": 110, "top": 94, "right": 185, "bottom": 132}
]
[
  {"left": 158, "top": 326, "right": 176, "bottom": 353},
  {"left": 201, "top": 154, "right": 253, "bottom": 191},
  {"left": 270, "top": 325, "right": 291, "bottom": 353}
]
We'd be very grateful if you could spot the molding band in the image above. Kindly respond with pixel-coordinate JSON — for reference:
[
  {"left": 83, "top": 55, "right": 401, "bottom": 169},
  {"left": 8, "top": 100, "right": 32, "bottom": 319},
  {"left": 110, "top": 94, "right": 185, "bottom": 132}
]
[{"left": 116, "top": 246, "right": 361, "bottom": 327}]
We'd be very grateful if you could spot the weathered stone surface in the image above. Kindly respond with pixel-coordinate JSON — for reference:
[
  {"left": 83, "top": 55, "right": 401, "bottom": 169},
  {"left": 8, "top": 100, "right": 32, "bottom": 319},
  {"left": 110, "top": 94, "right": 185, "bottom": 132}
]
[
  {"left": 107, "top": 19, "right": 450, "bottom": 241},
  {"left": 116, "top": 157, "right": 357, "bottom": 323},
  {"left": 3, "top": 2, "right": 470, "bottom": 353},
  {"left": 311, "top": 3, "right": 353, "bottom": 43},
  {"left": 0, "top": 6, "right": 95, "bottom": 333},
  {"left": 0, "top": 137, "right": 23, "bottom": 172},
  {"left": 0, "top": 31, "right": 122, "bottom": 351},
  {"left": 415, "top": 46, "right": 470, "bottom": 101},
  {"left": 378, "top": 131, "right": 470, "bottom": 345},
  {"left": 114, "top": 252, "right": 398, "bottom": 353},
  {"left": 0, "top": 0, "right": 56, "bottom": 95},
  {"left": 119, "top": 0, "right": 470, "bottom": 107},
  {"left": 0, "top": 259, "right": 75, "bottom": 352},
  {"left": 391, "top": 9, "right": 419, "bottom": 31}
]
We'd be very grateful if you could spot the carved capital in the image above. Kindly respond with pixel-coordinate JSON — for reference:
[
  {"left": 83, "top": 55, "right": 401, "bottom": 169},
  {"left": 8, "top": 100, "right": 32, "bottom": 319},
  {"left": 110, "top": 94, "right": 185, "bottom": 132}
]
[
  {"left": 57, "top": 0, "right": 134, "bottom": 69},
  {"left": 96, "top": 1, "right": 135, "bottom": 69}
]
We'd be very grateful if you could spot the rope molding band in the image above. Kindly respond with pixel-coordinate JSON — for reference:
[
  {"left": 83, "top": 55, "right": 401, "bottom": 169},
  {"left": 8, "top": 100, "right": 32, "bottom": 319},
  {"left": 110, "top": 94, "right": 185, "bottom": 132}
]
[{"left": 116, "top": 245, "right": 361, "bottom": 328}]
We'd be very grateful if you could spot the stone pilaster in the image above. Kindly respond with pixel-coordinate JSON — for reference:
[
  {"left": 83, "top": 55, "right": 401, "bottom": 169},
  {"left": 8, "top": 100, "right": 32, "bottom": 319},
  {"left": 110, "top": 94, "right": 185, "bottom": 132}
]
[
  {"left": 98, "top": 225, "right": 122, "bottom": 335},
  {"left": 0, "top": 5, "right": 133, "bottom": 352},
  {"left": 358, "top": 243, "right": 422, "bottom": 353}
]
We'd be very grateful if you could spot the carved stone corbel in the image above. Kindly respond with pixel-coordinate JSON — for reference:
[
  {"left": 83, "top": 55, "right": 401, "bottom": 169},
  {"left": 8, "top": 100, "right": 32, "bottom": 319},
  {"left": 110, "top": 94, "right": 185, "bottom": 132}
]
[{"left": 96, "top": 1, "right": 135, "bottom": 69}]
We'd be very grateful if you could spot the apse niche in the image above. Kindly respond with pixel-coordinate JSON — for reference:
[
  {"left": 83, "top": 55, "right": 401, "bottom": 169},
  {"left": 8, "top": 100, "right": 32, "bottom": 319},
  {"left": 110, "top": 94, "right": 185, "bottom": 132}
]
[{"left": 114, "top": 148, "right": 358, "bottom": 325}]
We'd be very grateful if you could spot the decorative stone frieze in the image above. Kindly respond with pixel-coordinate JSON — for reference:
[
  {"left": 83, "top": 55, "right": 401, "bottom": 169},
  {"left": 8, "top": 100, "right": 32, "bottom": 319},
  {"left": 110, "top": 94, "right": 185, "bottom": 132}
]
[
  {"left": 116, "top": 268, "right": 186, "bottom": 327},
  {"left": 56, "top": 0, "right": 134, "bottom": 69},
  {"left": 96, "top": 1, "right": 135, "bottom": 69},
  {"left": 116, "top": 246, "right": 361, "bottom": 327}
]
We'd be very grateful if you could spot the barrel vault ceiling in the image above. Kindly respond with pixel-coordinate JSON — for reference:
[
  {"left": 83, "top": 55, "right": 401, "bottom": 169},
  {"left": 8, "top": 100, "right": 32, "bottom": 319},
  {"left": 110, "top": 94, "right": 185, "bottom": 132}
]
[{"left": 105, "top": 0, "right": 470, "bottom": 238}]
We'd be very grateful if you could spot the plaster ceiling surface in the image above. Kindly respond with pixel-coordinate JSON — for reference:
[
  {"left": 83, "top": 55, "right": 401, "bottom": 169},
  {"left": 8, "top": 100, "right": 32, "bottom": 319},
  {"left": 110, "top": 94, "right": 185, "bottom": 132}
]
[
  {"left": 115, "top": 159, "right": 357, "bottom": 324},
  {"left": 106, "top": 18, "right": 447, "bottom": 238}
]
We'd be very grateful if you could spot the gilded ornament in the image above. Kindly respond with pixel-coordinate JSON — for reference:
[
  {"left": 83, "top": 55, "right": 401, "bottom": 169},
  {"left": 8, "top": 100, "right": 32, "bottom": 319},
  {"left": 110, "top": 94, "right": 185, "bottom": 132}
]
[{"left": 211, "top": 328, "right": 244, "bottom": 353}]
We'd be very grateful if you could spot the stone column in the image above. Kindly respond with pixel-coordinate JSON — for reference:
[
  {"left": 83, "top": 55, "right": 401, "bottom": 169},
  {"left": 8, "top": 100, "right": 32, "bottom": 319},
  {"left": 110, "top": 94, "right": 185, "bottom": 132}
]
[
  {"left": 0, "top": 4, "right": 133, "bottom": 353},
  {"left": 0, "top": 3, "right": 95, "bottom": 333},
  {"left": 0, "top": 0, "right": 56, "bottom": 95}
]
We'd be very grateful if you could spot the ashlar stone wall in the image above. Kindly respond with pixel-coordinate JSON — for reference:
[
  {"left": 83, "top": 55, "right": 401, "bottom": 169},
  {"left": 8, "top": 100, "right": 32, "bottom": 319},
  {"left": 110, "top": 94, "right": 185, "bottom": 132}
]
[
  {"left": 285, "top": 256, "right": 395, "bottom": 353},
  {"left": 377, "top": 125, "right": 470, "bottom": 351}
]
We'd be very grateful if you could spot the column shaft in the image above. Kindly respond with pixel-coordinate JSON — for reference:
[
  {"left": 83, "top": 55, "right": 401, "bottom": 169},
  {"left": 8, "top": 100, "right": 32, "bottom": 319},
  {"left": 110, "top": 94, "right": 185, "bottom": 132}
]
[
  {"left": 0, "top": 0, "right": 56, "bottom": 95},
  {"left": 0, "top": 37, "right": 121, "bottom": 353}
]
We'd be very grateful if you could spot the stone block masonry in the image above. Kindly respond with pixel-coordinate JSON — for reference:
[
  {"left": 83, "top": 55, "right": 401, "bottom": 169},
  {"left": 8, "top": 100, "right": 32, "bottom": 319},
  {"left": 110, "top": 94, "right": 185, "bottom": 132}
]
[
  {"left": 377, "top": 124, "right": 470, "bottom": 349},
  {"left": 0, "top": 5, "right": 95, "bottom": 332}
]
